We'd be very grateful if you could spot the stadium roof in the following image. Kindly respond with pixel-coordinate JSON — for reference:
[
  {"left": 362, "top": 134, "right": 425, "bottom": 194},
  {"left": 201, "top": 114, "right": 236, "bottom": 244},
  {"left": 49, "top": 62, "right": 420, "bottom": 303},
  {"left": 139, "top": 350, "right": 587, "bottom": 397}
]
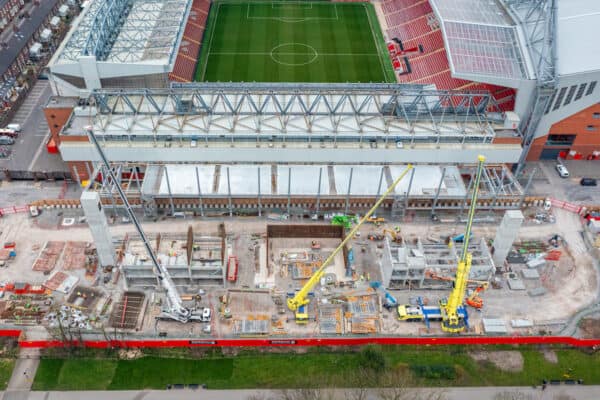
[
  {"left": 67, "top": 83, "right": 505, "bottom": 142},
  {"left": 57, "top": 0, "right": 190, "bottom": 64},
  {"left": 430, "top": 0, "right": 531, "bottom": 83},
  {"left": 555, "top": 0, "right": 600, "bottom": 76}
]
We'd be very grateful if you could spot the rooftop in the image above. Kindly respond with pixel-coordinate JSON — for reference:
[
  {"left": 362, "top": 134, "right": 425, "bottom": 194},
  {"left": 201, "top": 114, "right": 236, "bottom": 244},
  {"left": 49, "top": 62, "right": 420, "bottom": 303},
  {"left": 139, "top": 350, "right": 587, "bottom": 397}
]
[
  {"left": 56, "top": 0, "right": 190, "bottom": 64},
  {"left": 430, "top": 0, "right": 530, "bottom": 82},
  {"left": 60, "top": 84, "right": 508, "bottom": 143},
  {"left": 555, "top": 0, "right": 600, "bottom": 76},
  {"left": 141, "top": 164, "right": 467, "bottom": 198},
  {"left": 0, "top": 0, "right": 59, "bottom": 78}
]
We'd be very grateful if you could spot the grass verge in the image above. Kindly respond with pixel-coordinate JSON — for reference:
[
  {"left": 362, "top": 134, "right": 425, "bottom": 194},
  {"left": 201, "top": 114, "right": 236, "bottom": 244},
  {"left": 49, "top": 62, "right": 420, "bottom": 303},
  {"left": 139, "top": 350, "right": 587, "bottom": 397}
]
[{"left": 32, "top": 347, "right": 600, "bottom": 390}]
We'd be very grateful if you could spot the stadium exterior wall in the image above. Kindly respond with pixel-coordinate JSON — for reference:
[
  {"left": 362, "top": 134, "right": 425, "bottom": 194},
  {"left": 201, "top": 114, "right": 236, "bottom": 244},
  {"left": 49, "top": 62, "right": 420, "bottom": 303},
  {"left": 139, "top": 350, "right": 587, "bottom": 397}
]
[{"left": 528, "top": 103, "right": 600, "bottom": 161}]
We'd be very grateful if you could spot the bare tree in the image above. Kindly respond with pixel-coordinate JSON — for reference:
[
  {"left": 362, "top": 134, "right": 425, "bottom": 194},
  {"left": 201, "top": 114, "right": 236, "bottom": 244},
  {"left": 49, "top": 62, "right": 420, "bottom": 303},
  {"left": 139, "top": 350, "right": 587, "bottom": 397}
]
[
  {"left": 493, "top": 391, "right": 534, "bottom": 400},
  {"left": 274, "top": 388, "right": 335, "bottom": 400},
  {"left": 345, "top": 387, "right": 369, "bottom": 400},
  {"left": 553, "top": 394, "right": 576, "bottom": 400},
  {"left": 377, "top": 370, "right": 446, "bottom": 400},
  {"left": 246, "top": 395, "right": 269, "bottom": 400}
]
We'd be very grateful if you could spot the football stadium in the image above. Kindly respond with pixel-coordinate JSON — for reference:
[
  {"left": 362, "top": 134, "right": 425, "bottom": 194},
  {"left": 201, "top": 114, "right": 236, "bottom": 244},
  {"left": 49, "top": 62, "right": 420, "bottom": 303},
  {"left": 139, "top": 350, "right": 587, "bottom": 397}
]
[{"left": 195, "top": 2, "right": 395, "bottom": 83}]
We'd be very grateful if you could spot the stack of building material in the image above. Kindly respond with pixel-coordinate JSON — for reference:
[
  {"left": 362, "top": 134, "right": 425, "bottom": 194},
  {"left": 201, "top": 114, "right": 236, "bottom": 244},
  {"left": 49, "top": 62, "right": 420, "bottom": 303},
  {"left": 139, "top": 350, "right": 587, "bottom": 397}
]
[
  {"left": 349, "top": 317, "right": 379, "bottom": 334},
  {"left": 44, "top": 271, "right": 78, "bottom": 293},
  {"left": 346, "top": 295, "right": 380, "bottom": 334},
  {"left": 32, "top": 241, "right": 65, "bottom": 272},
  {"left": 292, "top": 261, "right": 321, "bottom": 280},
  {"left": 319, "top": 305, "right": 344, "bottom": 334},
  {"left": 236, "top": 315, "right": 270, "bottom": 336},
  {"left": 62, "top": 241, "right": 90, "bottom": 270},
  {"left": 482, "top": 318, "right": 508, "bottom": 334}
]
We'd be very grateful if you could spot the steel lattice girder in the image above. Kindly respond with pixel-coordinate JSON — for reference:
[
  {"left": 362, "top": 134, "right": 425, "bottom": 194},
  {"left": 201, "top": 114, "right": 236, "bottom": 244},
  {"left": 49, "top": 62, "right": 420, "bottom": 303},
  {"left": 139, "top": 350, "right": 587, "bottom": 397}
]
[
  {"left": 503, "top": 0, "right": 556, "bottom": 174},
  {"left": 59, "top": 0, "right": 189, "bottom": 63},
  {"left": 89, "top": 83, "right": 505, "bottom": 140}
]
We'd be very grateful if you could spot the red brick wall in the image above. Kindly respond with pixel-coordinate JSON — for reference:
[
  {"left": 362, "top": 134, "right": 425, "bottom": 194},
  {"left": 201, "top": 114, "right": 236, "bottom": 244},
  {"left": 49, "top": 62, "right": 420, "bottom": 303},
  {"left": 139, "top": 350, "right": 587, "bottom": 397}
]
[
  {"left": 527, "top": 103, "right": 600, "bottom": 160},
  {"left": 44, "top": 107, "right": 74, "bottom": 145},
  {"left": 68, "top": 161, "right": 92, "bottom": 183}
]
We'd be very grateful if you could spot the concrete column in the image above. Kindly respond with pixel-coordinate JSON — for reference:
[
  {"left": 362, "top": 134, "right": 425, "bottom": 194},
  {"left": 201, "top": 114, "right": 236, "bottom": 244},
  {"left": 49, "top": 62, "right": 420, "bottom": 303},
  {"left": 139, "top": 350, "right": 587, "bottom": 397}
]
[
  {"left": 80, "top": 191, "right": 116, "bottom": 267},
  {"left": 492, "top": 210, "right": 524, "bottom": 268},
  {"left": 78, "top": 56, "right": 101, "bottom": 90}
]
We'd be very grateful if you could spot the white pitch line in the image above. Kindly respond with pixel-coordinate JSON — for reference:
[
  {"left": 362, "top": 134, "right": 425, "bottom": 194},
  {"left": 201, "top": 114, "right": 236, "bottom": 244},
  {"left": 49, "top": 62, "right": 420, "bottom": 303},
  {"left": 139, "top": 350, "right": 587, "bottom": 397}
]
[
  {"left": 211, "top": 52, "right": 380, "bottom": 56},
  {"left": 364, "top": 3, "right": 388, "bottom": 81}
]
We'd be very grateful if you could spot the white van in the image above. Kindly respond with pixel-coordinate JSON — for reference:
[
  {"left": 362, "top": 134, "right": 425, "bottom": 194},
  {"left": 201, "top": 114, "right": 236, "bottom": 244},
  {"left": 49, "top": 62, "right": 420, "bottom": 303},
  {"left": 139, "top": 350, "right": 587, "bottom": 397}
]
[
  {"left": 201, "top": 307, "right": 211, "bottom": 322},
  {"left": 6, "top": 124, "right": 21, "bottom": 132}
]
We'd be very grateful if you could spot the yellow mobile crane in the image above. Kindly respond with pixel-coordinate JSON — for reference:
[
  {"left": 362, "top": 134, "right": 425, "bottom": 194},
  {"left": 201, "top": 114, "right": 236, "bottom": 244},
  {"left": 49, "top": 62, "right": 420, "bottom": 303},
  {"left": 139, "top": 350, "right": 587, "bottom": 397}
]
[
  {"left": 439, "top": 155, "right": 486, "bottom": 333},
  {"left": 287, "top": 165, "right": 414, "bottom": 323}
]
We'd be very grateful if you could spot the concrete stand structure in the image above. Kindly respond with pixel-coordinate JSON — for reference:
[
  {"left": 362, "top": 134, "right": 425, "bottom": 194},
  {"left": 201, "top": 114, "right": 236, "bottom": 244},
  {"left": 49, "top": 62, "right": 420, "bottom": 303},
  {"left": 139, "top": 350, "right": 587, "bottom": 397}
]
[
  {"left": 120, "top": 228, "right": 226, "bottom": 289},
  {"left": 492, "top": 210, "right": 525, "bottom": 268},
  {"left": 80, "top": 191, "right": 116, "bottom": 266},
  {"left": 381, "top": 237, "right": 495, "bottom": 289}
]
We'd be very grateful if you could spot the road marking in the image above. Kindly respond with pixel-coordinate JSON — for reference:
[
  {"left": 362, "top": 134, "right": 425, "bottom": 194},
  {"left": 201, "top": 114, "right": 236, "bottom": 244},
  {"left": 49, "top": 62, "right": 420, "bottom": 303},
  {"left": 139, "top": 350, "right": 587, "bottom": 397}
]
[{"left": 27, "top": 129, "right": 49, "bottom": 171}]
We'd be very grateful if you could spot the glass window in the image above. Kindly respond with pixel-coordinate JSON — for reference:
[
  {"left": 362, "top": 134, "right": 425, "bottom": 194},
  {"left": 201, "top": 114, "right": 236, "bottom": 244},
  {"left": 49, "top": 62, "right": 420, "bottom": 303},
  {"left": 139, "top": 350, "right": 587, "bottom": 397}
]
[
  {"left": 546, "top": 134, "right": 576, "bottom": 146},
  {"left": 552, "top": 87, "right": 567, "bottom": 111},
  {"left": 563, "top": 85, "right": 577, "bottom": 106},
  {"left": 586, "top": 81, "right": 597, "bottom": 96},
  {"left": 574, "top": 83, "right": 587, "bottom": 101}
]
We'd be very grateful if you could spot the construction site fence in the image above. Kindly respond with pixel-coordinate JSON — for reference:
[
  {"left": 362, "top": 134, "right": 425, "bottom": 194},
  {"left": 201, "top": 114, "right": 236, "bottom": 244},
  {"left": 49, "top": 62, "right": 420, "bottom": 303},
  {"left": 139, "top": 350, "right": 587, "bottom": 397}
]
[
  {"left": 10, "top": 334, "right": 600, "bottom": 349},
  {"left": 1, "top": 170, "right": 71, "bottom": 182},
  {"left": 24, "top": 197, "right": 600, "bottom": 214},
  {"left": 267, "top": 224, "right": 344, "bottom": 239}
]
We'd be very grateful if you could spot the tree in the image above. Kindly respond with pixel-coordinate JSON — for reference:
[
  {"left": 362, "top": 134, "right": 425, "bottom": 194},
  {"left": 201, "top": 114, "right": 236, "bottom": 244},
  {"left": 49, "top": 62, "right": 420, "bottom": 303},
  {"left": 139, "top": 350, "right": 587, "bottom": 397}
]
[
  {"left": 377, "top": 370, "right": 446, "bottom": 400},
  {"left": 274, "top": 388, "right": 335, "bottom": 400}
]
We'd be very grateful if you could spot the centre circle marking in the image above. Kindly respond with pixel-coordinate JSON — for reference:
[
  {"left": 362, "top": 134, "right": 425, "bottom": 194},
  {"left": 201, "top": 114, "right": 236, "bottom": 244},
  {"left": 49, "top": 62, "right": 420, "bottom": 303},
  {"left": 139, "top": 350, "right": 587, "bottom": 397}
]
[{"left": 270, "top": 43, "right": 318, "bottom": 66}]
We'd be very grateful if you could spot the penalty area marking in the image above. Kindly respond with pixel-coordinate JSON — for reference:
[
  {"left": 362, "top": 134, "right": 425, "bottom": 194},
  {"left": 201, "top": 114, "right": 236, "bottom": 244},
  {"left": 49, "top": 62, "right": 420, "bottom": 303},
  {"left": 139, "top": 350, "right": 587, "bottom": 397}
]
[{"left": 247, "top": 2, "right": 338, "bottom": 23}]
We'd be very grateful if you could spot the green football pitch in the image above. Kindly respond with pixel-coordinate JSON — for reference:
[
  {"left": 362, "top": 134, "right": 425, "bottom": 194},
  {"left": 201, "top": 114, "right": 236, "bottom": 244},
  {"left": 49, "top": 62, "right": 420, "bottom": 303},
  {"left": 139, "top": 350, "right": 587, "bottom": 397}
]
[{"left": 194, "top": 1, "right": 395, "bottom": 83}]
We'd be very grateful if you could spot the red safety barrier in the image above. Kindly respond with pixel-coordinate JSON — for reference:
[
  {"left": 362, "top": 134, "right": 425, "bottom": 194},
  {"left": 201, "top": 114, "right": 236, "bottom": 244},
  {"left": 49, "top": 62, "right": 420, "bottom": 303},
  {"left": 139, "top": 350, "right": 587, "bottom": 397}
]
[
  {"left": 15, "top": 335, "right": 600, "bottom": 349},
  {"left": 0, "top": 205, "right": 28, "bottom": 217},
  {"left": 549, "top": 198, "right": 583, "bottom": 214}
]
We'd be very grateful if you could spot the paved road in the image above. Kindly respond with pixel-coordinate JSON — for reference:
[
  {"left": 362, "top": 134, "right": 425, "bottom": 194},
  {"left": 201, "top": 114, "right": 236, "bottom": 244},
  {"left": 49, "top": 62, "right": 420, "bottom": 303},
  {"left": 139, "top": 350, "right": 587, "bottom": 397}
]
[
  {"left": 0, "top": 385, "right": 591, "bottom": 400},
  {"left": 0, "top": 80, "right": 68, "bottom": 175},
  {"left": 2, "top": 349, "right": 39, "bottom": 400},
  {"left": 524, "top": 161, "right": 600, "bottom": 205}
]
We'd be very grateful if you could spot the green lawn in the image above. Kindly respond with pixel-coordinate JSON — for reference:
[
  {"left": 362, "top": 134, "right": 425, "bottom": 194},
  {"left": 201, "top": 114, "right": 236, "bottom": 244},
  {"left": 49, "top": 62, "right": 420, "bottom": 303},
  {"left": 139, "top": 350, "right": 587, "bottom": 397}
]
[
  {"left": 32, "top": 347, "right": 600, "bottom": 390},
  {"left": 195, "top": 1, "right": 395, "bottom": 83},
  {"left": 0, "top": 359, "right": 14, "bottom": 390}
]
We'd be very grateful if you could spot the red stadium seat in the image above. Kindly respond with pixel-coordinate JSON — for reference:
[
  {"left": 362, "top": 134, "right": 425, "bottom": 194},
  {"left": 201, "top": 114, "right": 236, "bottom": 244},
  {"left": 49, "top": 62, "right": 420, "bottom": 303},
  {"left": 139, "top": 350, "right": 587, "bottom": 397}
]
[{"left": 378, "top": 0, "right": 515, "bottom": 110}]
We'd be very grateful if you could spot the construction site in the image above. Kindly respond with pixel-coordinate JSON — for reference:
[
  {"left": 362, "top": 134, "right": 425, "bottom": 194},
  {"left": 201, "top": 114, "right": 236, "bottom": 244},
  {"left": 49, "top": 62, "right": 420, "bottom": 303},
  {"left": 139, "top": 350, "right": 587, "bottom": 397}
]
[{"left": 0, "top": 153, "right": 597, "bottom": 345}]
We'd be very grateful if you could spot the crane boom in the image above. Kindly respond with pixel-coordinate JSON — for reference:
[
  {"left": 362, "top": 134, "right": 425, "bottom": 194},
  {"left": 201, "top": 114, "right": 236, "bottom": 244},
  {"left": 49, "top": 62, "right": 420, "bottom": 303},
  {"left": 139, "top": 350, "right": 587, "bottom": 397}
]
[
  {"left": 86, "top": 127, "right": 191, "bottom": 323},
  {"left": 440, "top": 155, "right": 485, "bottom": 333},
  {"left": 287, "top": 165, "right": 413, "bottom": 314}
]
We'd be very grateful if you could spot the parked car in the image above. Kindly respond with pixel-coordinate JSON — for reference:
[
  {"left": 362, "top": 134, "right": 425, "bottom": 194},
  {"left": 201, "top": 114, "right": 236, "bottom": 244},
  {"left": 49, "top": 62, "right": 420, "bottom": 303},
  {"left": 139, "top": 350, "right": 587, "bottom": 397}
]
[
  {"left": 0, "top": 128, "right": 18, "bottom": 138},
  {"left": 555, "top": 164, "right": 570, "bottom": 178},
  {"left": 6, "top": 123, "right": 21, "bottom": 132},
  {"left": 580, "top": 177, "right": 597, "bottom": 186},
  {"left": 0, "top": 137, "right": 15, "bottom": 145}
]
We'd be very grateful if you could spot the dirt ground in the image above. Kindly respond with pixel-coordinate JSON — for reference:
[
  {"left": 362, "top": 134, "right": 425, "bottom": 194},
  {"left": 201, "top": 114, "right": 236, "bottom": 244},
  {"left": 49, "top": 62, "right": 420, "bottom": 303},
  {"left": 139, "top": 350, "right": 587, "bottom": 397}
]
[
  {"left": 469, "top": 351, "right": 524, "bottom": 372},
  {"left": 542, "top": 349, "right": 559, "bottom": 364},
  {"left": 0, "top": 203, "right": 596, "bottom": 339},
  {"left": 579, "top": 318, "right": 600, "bottom": 339}
]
